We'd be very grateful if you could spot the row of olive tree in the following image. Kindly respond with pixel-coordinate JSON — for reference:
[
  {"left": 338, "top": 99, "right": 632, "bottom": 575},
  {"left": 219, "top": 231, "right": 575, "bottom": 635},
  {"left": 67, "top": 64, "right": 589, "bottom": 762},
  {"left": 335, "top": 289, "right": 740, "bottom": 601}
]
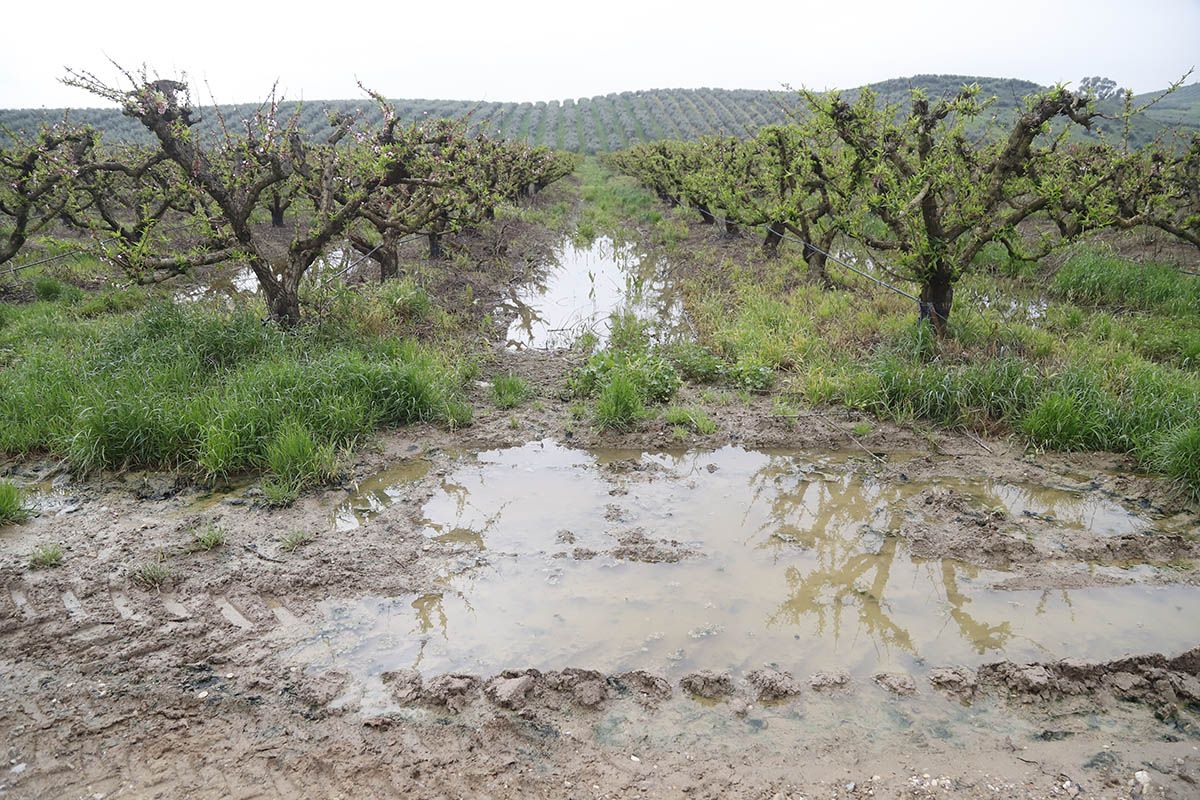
[
  {"left": 1, "top": 66, "right": 578, "bottom": 325},
  {"left": 608, "top": 82, "right": 1198, "bottom": 335}
]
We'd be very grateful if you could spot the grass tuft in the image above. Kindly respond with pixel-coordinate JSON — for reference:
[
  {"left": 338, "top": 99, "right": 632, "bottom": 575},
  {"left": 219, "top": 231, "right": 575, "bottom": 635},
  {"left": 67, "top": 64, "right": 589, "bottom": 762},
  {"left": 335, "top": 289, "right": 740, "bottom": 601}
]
[
  {"left": 191, "top": 523, "right": 227, "bottom": 552},
  {"left": 0, "top": 480, "right": 31, "bottom": 525},
  {"left": 491, "top": 373, "right": 531, "bottom": 409},
  {"left": 595, "top": 371, "right": 645, "bottom": 429},
  {"left": 279, "top": 529, "right": 315, "bottom": 553},
  {"left": 29, "top": 543, "right": 63, "bottom": 569},
  {"left": 664, "top": 406, "right": 717, "bottom": 434}
]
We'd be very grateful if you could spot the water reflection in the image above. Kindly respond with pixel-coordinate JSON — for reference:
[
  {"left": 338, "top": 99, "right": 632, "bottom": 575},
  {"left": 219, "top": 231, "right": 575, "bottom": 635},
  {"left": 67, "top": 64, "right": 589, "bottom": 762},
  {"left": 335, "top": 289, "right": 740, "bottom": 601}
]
[
  {"left": 294, "top": 442, "right": 1198, "bottom": 685},
  {"left": 502, "top": 236, "right": 685, "bottom": 349}
]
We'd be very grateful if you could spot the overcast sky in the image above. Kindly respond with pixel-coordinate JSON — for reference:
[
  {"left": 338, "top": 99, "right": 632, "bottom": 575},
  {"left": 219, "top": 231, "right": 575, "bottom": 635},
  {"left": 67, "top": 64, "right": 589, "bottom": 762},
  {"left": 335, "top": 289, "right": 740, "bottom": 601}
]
[{"left": 3, "top": 0, "right": 1197, "bottom": 108}]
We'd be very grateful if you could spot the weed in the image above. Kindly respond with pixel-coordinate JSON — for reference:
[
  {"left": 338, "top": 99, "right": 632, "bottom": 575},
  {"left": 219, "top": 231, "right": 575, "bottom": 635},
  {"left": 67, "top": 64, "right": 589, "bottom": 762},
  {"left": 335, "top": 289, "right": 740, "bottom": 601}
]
[
  {"left": 261, "top": 477, "right": 302, "bottom": 507},
  {"left": 851, "top": 421, "right": 874, "bottom": 436},
  {"left": 665, "top": 342, "right": 724, "bottom": 383},
  {"left": 1052, "top": 250, "right": 1200, "bottom": 314},
  {"left": 595, "top": 370, "right": 644, "bottom": 429},
  {"left": 279, "top": 529, "right": 314, "bottom": 553},
  {"left": 492, "top": 373, "right": 531, "bottom": 409},
  {"left": 132, "top": 559, "right": 172, "bottom": 589},
  {"left": 191, "top": 523, "right": 227, "bottom": 552},
  {"left": 664, "top": 406, "right": 717, "bottom": 434},
  {"left": 33, "top": 276, "right": 83, "bottom": 303},
  {"left": 0, "top": 480, "right": 31, "bottom": 525},
  {"left": 29, "top": 543, "right": 63, "bottom": 569},
  {"left": 1153, "top": 426, "right": 1200, "bottom": 499}
]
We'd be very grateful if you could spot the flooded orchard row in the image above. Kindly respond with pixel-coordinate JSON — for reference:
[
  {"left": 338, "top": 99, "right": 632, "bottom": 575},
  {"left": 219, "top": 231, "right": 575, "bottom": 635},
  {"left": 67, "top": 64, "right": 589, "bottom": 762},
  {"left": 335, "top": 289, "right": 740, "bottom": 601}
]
[
  {"left": 502, "top": 236, "right": 684, "bottom": 349},
  {"left": 293, "top": 441, "right": 1200, "bottom": 705}
]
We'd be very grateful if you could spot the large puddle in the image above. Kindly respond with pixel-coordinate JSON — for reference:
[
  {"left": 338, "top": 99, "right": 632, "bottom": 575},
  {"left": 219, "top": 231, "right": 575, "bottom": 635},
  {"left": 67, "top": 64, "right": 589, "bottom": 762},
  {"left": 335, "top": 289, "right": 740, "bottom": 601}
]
[
  {"left": 502, "top": 236, "right": 684, "bottom": 349},
  {"left": 295, "top": 442, "right": 1199, "bottom": 697}
]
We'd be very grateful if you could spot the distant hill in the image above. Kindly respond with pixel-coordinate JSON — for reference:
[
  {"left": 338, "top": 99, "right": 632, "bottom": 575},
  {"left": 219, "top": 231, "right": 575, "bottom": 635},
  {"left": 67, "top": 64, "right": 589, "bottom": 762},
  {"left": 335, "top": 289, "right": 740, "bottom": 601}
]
[{"left": 1, "top": 76, "right": 1195, "bottom": 152}]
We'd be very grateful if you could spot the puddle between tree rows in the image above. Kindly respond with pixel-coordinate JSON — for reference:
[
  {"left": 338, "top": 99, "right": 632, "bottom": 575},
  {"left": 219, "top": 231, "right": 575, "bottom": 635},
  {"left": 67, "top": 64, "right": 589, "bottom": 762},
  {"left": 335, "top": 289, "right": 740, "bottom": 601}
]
[
  {"left": 299, "top": 442, "right": 1200, "bottom": 700},
  {"left": 502, "top": 236, "right": 685, "bottom": 349}
]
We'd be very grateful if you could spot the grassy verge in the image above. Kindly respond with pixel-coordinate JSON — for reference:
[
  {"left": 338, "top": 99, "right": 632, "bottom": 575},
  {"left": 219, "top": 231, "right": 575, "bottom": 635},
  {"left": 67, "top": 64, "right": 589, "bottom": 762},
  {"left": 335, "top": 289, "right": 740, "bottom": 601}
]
[
  {"left": 0, "top": 297, "right": 472, "bottom": 499},
  {"left": 672, "top": 240, "right": 1200, "bottom": 497}
]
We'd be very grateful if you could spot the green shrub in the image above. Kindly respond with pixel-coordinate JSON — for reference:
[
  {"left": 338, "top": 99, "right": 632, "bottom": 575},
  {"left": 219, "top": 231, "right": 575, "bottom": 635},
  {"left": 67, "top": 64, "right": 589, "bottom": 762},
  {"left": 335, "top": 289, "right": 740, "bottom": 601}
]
[
  {"left": 665, "top": 342, "right": 724, "bottom": 383},
  {"left": 726, "top": 356, "right": 775, "bottom": 393},
  {"left": 568, "top": 350, "right": 681, "bottom": 403},
  {"left": 76, "top": 286, "right": 148, "bottom": 318},
  {"left": 33, "top": 276, "right": 83, "bottom": 303}
]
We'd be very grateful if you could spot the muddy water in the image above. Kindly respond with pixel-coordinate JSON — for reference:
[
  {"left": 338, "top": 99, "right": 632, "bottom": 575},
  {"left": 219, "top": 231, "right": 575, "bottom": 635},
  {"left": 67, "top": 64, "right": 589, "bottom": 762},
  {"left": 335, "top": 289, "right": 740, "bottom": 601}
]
[
  {"left": 502, "top": 236, "right": 684, "bottom": 349},
  {"left": 294, "top": 442, "right": 1199, "bottom": 702}
]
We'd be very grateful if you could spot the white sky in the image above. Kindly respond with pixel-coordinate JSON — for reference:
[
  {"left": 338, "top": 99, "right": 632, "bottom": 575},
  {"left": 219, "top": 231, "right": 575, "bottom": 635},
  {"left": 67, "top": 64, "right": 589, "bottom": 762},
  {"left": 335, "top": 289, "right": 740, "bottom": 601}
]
[{"left": 3, "top": 0, "right": 1197, "bottom": 108}]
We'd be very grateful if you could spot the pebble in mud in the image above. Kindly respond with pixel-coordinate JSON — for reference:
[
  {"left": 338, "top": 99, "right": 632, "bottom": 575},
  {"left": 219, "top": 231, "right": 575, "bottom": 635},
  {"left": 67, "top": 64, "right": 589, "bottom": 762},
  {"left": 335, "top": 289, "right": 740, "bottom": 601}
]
[
  {"left": 680, "top": 670, "right": 735, "bottom": 699},
  {"left": 746, "top": 668, "right": 803, "bottom": 701},
  {"left": 873, "top": 671, "right": 918, "bottom": 695}
]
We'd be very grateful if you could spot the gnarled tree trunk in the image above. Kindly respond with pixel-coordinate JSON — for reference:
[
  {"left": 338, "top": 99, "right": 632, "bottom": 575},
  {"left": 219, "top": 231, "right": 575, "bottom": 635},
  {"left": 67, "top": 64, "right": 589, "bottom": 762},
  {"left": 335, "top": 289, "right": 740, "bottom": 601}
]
[
  {"left": 762, "top": 225, "right": 783, "bottom": 258},
  {"left": 919, "top": 269, "right": 954, "bottom": 337},
  {"left": 696, "top": 203, "right": 715, "bottom": 225}
]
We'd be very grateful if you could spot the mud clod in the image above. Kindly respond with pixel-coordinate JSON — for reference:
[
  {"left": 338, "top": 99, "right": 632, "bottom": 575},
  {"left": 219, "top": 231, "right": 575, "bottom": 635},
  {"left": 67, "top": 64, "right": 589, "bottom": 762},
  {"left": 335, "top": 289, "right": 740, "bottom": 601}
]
[
  {"left": 423, "top": 673, "right": 480, "bottom": 713},
  {"left": 809, "top": 671, "right": 852, "bottom": 691},
  {"left": 747, "top": 668, "right": 802, "bottom": 701},
  {"left": 545, "top": 668, "right": 609, "bottom": 709},
  {"left": 616, "top": 670, "right": 673, "bottom": 707},
  {"left": 485, "top": 671, "right": 538, "bottom": 709},
  {"left": 873, "top": 671, "right": 917, "bottom": 695},
  {"left": 680, "top": 670, "right": 735, "bottom": 699},
  {"left": 928, "top": 666, "right": 978, "bottom": 700},
  {"left": 381, "top": 668, "right": 422, "bottom": 704}
]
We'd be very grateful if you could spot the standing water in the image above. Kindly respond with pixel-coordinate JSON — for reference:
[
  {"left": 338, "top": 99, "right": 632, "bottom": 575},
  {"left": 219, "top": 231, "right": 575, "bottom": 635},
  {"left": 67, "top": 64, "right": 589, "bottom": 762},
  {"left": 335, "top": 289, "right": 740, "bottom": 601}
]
[
  {"left": 293, "top": 442, "right": 1199, "bottom": 699},
  {"left": 503, "top": 236, "right": 684, "bottom": 349}
]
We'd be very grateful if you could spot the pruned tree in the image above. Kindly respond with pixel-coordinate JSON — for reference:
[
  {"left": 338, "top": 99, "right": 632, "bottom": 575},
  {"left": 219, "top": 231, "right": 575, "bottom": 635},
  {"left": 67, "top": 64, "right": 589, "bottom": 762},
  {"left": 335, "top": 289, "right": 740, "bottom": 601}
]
[
  {"left": 810, "top": 83, "right": 1106, "bottom": 334},
  {"left": 64, "top": 66, "right": 436, "bottom": 326},
  {"left": 0, "top": 121, "right": 97, "bottom": 266}
]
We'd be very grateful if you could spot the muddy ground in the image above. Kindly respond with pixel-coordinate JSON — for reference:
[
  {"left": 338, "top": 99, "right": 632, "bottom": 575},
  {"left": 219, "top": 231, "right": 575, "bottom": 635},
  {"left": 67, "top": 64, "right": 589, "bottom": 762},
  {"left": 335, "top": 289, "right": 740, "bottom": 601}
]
[{"left": 3, "top": 190, "right": 1200, "bottom": 799}]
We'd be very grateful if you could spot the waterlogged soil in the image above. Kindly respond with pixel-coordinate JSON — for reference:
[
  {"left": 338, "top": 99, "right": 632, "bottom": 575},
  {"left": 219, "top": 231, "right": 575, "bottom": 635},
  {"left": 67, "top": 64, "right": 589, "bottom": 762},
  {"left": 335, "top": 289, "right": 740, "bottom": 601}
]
[{"left": 3, "top": 210, "right": 1200, "bottom": 797}]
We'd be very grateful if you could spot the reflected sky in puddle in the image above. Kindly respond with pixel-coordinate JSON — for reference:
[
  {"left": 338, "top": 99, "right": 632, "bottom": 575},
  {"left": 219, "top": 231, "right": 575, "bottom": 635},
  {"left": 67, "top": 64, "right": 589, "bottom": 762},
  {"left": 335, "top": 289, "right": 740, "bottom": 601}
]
[
  {"left": 296, "top": 442, "right": 1199, "bottom": 687},
  {"left": 502, "top": 236, "right": 684, "bottom": 349}
]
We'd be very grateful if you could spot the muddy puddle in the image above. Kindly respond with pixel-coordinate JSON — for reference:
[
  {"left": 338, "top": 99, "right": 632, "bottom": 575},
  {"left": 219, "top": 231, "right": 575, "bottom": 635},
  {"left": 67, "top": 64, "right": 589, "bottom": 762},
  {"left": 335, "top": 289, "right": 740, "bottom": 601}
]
[
  {"left": 292, "top": 442, "right": 1199, "bottom": 711},
  {"left": 502, "top": 236, "right": 684, "bottom": 349}
]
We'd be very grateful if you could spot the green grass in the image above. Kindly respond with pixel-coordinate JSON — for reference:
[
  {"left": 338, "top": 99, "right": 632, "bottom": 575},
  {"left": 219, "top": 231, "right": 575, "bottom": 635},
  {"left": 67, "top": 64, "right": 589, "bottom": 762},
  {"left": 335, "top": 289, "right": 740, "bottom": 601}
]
[
  {"left": 1052, "top": 250, "right": 1200, "bottom": 314},
  {"left": 0, "top": 302, "right": 471, "bottom": 497},
  {"left": 595, "top": 371, "right": 645, "bottom": 429},
  {"left": 279, "top": 529, "right": 315, "bottom": 553},
  {"left": 0, "top": 480, "right": 31, "bottom": 525},
  {"left": 132, "top": 560, "right": 171, "bottom": 589},
  {"left": 664, "top": 406, "right": 717, "bottom": 434},
  {"left": 29, "top": 543, "right": 63, "bottom": 569},
  {"left": 191, "top": 523, "right": 228, "bottom": 552},
  {"left": 491, "top": 373, "right": 531, "bottom": 409}
]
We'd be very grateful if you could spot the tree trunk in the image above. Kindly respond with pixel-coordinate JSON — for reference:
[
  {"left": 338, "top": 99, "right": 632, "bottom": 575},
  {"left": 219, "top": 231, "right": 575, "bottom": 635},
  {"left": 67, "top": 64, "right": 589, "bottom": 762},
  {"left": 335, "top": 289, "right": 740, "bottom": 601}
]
[
  {"left": 696, "top": 203, "right": 715, "bottom": 225},
  {"left": 428, "top": 232, "right": 442, "bottom": 260},
  {"left": 762, "top": 226, "right": 783, "bottom": 258},
  {"left": 270, "top": 204, "right": 285, "bottom": 227},
  {"left": 724, "top": 219, "right": 740, "bottom": 238},
  {"left": 484, "top": 206, "right": 495, "bottom": 221},
  {"left": 379, "top": 245, "right": 399, "bottom": 281},
  {"left": 264, "top": 273, "right": 302, "bottom": 327},
  {"left": 919, "top": 271, "right": 954, "bottom": 337},
  {"left": 808, "top": 248, "right": 832, "bottom": 288}
]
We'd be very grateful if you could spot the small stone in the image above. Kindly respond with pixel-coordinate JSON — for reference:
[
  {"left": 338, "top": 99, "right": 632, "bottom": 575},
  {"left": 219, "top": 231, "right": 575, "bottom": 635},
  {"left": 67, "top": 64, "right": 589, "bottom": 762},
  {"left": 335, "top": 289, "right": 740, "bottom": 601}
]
[
  {"left": 196, "top": 690, "right": 208, "bottom": 699},
  {"left": 1135, "top": 770, "right": 1150, "bottom": 786},
  {"left": 630, "top": 755, "right": 640, "bottom": 762}
]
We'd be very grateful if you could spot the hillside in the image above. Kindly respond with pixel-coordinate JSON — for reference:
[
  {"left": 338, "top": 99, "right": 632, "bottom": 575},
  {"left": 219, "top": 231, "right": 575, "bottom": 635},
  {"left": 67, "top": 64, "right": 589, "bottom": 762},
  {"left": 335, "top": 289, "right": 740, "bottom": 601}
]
[{"left": 1, "top": 75, "right": 1195, "bottom": 152}]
